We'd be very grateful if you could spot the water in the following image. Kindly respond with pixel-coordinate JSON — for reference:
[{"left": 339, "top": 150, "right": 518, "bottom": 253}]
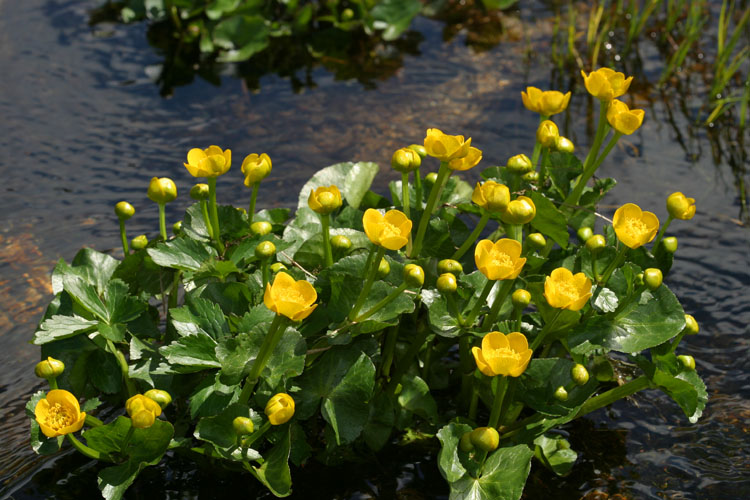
[{"left": 0, "top": 0, "right": 748, "bottom": 498}]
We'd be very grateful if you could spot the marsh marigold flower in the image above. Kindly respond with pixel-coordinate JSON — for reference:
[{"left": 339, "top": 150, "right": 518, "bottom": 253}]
[
  {"left": 472, "top": 181, "right": 510, "bottom": 213},
  {"left": 448, "top": 146, "right": 482, "bottom": 171},
  {"left": 264, "top": 271, "right": 318, "bottom": 321},
  {"left": 521, "top": 87, "right": 571, "bottom": 116},
  {"left": 184, "top": 146, "right": 232, "bottom": 178},
  {"left": 147, "top": 177, "right": 177, "bottom": 204},
  {"left": 362, "top": 209, "right": 412, "bottom": 251},
  {"left": 34, "top": 389, "right": 86, "bottom": 437},
  {"left": 34, "top": 357, "right": 65, "bottom": 380},
  {"left": 581, "top": 68, "right": 633, "bottom": 101},
  {"left": 241, "top": 153, "right": 272, "bottom": 186},
  {"left": 544, "top": 267, "right": 592, "bottom": 311},
  {"left": 265, "top": 393, "right": 295, "bottom": 425},
  {"left": 472, "top": 331, "right": 532, "bottom": 377},
  {"left": 423, "top": 128, "right": 471, "bottom": 162},
  {"left": 666, "top": 192, "right": 696, "bottom": 220},
  {"left": 606, "top": 99, "right": 645, "bottom": 135},
  {"left": 391, "top": 147, "right": 422, "bottom": 173},
  {"left": 502, "top": 196, "right": 536, "bottom": 225},
  {"left": 126, "top": 394, "right": 162, "bottom": 429},
  {"left": 613, "top": 203, "right": 659, "bottom": 249},
  {"left": 475, "top": 238, "right": 526, "bottom": 281},
  {"left": 308, "top": 185, "right": 342, "bottom": 215}
]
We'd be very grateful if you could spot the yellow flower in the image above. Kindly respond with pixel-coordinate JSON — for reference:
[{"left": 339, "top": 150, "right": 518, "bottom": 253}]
[
  {"left": 543, "top": 267, "right": 592, "bottom": 311},
  {"left": 521, "top": 87, "right": 571, "bottom": 116},
  {"left": 147, "top": 177, "right": 177, "bottom": 204},
  {"left": 502, "top": 196, "right": 536, "bottom": 225},
  {"left": 391, "top": 147, "right": 422, "bottom": 173},
  {"left": 263, "top": 271, "right": 318, "bottom": 321},
  {"left": 472, "top": 181, "right": 510, "bottom": 213},
  {"left": 34, "top": 389, "right": 86, "bottom": 438},
  {"left": 472, "top": 331, "right": 532, "bottom": 377},
  {"left": 241, "top": 153, "right": 272, "bottom": 186},
  {"left": 362, "top": 209, "right": 412, "bottom": 251},
  {"left": 581, "top": 68, "right": 633, "bottom": 101},
  {"left": 265, "top": 393, "right": 295, "bottom": 425},
  {"left": 184, "top": 146, "right": 232, "bottom": 178},
  {"left": 606, "top": 99, "right": 645, "bottom": 135},
  {"left": 126, "top": 394, "right": 162, "bottom": 429},
  {"left": 474, "top": 238, "right": 526, "bottom": 281},
  {"left": 423, "top": 128, "right": 471, "bottom": 162},
  {"left": 308, "top": 185, "right": 343, "bottom": 215},
  {"left": 666, "top": 192, "right": 696, "bottom": 220},
  {"left": 613, "top": 203, "right": 660, "bottom": 249},
  {"left": 448, "top": 146, "right": 482, "bottom": 171}
]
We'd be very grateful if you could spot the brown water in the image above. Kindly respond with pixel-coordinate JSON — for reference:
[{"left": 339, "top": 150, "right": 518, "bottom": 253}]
[{"left": 0, "top": 1, "right": 748, "bottom": 498}]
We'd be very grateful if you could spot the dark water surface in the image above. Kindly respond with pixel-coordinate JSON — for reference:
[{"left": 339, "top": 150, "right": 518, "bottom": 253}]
[{"left": 0, "top": 0, "right": 748, "bottom": 498}]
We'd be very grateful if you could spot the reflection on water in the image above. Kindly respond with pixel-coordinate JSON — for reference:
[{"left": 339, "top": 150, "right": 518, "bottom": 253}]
[{"left": 0, "top": 0, "right": 748, "bottom": 498}]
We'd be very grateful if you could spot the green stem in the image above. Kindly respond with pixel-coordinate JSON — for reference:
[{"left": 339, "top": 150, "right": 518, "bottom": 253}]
[
  {"left": 459, "top": 334, "right": 474, "bottom": 406},
  {"left": 452, "top": 212, "right": 490, "bottom": 260},
  {"left": 158, "top": 203, "right": 167, "bottom": 241},
  {"left": 48, "top": 378, "right": 59, "bottom": 390},
  {"left": 488, "top": 376, "right": 510, "bottom": 429},
  {"left": 652, "top": 215, "right": 674, "bottom": 251},
  {"left": 669, "top": 331, "right": 687, "bottom": 354},
  {"left": 482, "top": 280, "right": 515, "bottom": 331},
  {"left": 401, "top": 172, "right": 411, "bottom": 220},
  {"left": 464, "top": 279, "right": 496, "bottom": 327},
  {"left": 66, "top": 434, "right": 110, "bottom": 461},
  {"left": 320, "top": 213, "right": 333, "bottom": 268},
  {"left": 107, "top": 339, "right": 136, "bottom": 397},
  {"left": 200, "top": 200, "right": 213, "bottom": 238},
  {"left": 354, "top": 282, "right": 409, "bottom": 322},
  {"left": 447, "top": 292, "right": 464, "bottom": 326},
  {"left": 608, "top": 284, "right": 646, "bottom": 318},
  {"left": 248, "top": 182, "right": 260, "bottom": 226},
  {"left": 414, "top": 166, "right": 423, "bottom": 208},
  {"left": 565, "top": 102, "right": 613, "bottom": 207},
  {"left": 507, "top": 224, "right": 523, "bottom": 243},
  {"left": 207, "top": 177, "right": 225, "bottom": 253},
  {"left": 410, "top": 163, "right": 452, "bottom": 257},
  {"left": 513, "top": 308, "right": 522, "bottom": 332},
  {"left": 239, "top": 314, "right": 286, "bottom": 404},
  {"left": 380, "top": 326, "right": 399, "bottom": 380},
  {"left": 530, "top": 115, "right": 547, "bottom": 167},
  {"left": 597, "top": 244, "right": 628, "bottom": 291},
  {"left": 241, "top": 421, "right": 272, "bottom": 450},
  {"left": 168, "top": 270, "right": 181, "bottom": 309},
  {"left": 119, "top": 220, "right": 129, "bottom": 255},
  {"left": 468, "top": 376, "right": 479, "bottom": 421},
  {"left": 530, "top": 308, "right": 564, "bottom": 351},
  {"left": 349, "top": 246, "right": 386, "bottom": 321},
  {"left": 121, "top": 425, "right": 135, "bottom": 454},
  {"left": 574, "top": 376, "right": 650, "bottom": 418},
  {"left": 85, "top": 415, "right": 104, "bottom": 427},
  {"left": 386, "top": 322, "right": 429, "bottom": 394},
  {"left": 261, "top": 259, "right": 270, "bottom": 290}
]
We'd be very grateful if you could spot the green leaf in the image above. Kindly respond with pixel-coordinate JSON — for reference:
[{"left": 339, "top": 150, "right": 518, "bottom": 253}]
[
  {"left": 104, "top": 279, "right": 147, "bottom": 324},
  {"left": 32, "top": 314, "right": 98, "bottom": 344},
  {"left": 397, "top": 374, "right": 439, "bottom": 423},
  {"left": 160, "top": 332, "right": 221, "bottom": 371},
  {"left": 84, "top": 415, "right": 132, "bottom": 456},
  {"left": 189, "top": 374, "right": 240, "bottom": 418},
  {"left": 370, "top": 0, "right": 422, "bottom": 41},
  {"left": 170, "top": 295, "right": 230, "bottom": 340},
  {"left": 528, "top": 191, "right": 569, "bottom": 249},
  {"left": 70, "top": 248, "right": 120, "bottom": 293},
  {"left": 480, "top": 0, "right": 518, "bottom": 9},
  {"left": 534, "top": 434, "right": 577, "bottom": 476},
  {"left": 148, "top": 238, "right": 217, "bottom": 271},
  {"left": 214, "top": 15, "right": 270, "bottom": 62},
  {"left": 449, "top": 444, "right": 533, "bottom": 500},
  {"left": 248, "top": 425, "right": 292, "bottom": 497},
  {"left": 62, "top": 274, "right": 109, "bottom": 321},
  {"left": 436, "top": 422, "right": 473, "bottom": 483},
  {"left": 363, "top": 392, "right": 395, "bottom": 451},
  {"left": 194, "top": 403, "right": 253, "bottom": 450},
  {"left": 519, "top": 358, "right": 598, "bottom": 417},
  {"left": 297, "top": 162, "right": 379, "bottom": 210},
  {"left": 546, "top": 151, "right": 583, "bottom": 199},
  {"left": 426, "top": 292, "right": 461, "bottom": 338},
  {"left": 89, "top": 349, "right": 123, "bottom": 394}
]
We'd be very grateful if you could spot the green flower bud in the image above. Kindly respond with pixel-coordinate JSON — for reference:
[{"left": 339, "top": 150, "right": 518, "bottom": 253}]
[
  {"left": 511, "top": 288, "right": 531, "bottom": 309},
  {"left": 662, "top": 236, "right": 678, "bottom": 254},
  {"left": 131, "top": 234, "right": 148, "bottom": 250},
  {"left": 459, "top": 431, "right": 474, "bottom": 452},
  {"left": 189, "top": 183, "right": 210, "bottom": 201},
  {"left": 377, "top": 258, "right": 390, "bottom": 278},
  {"left": 470, "top": 427, "right": 500, "bottom": 453},
  {"left": 527, "top": 232, "right": 546, "bottom": 250},
  {"left": 678, "top": 354, "right": 696, "bottom": 371},
  {"left": 554, "top": 135, "right": 575, "bottom": 153},
  {"left": 407, "top": 144, "right": 427, "bottom": 159},
  {"left": 585, "top": 234, "right": 607, "bottom": 253},
  {"left": 506, "top": 154, "right": 533, "bottom": 174},
  {"left": 251, "top": 221, "right": 273, "bottom": 236},
  {"left": 34, "top": 357, "right": 65, "bottom": 379},
  {"left": 331, "top": 235, "right": 352, "bottom": 251},
  {"left": 425, "top": 172, "right": 438, "bottom": 185},
  {"left": 635, "top": 272, "right": 644, "bottom": 287},
  {"left": 553, "top": 386, "right": 568, "bottom": 401},
  {"left": 502, "top": 196, "right": 536, "bottom": 224},
  {"left": 571, "top": 363, "right": 590, "bottom": 385},
  {"left": 232, "top": 416, "right": 255, "bottom": 436},
  {"left": 684, "top": 314, "right": 699, "bottom": 335},
  {"left": 577, "top": 226, "right": 593, "bottom": 243},
  {"left": 115, "top": 201, "right": 135, "bottom": 220},
  {"left": 536, "top": 120, "right": 559, "bottom": 148},
  {"left": 437, "top": 273, "right": 457, "bottom": 293},
  {"left": 144, "top": 389, "right": 172, "bottom": 409},
  {"left": 172, "top": 221, "right": 182, "bottom": 236},
  {"left": 270, "top": 262, "right": 287, "bottom": 273},
  {"left": 147, "top": 177, "right": 177, "bottom": 204},
  {"left": 341, "top": 7, "right": 355, "bottom": 21},
  {"left": 255, "top": 241, "right": 276, "bottom": 260},
  {"left": 643, "top": 268, "right": 663, "bottom": 290},
  {"left": 404, "top": 264, "right": 425, "bottom": 287},
  {"left": 437, "top": 259, "right": 463, "bottom": 275},
  {"left": 391, "top": 147, "right": 422, "bottom": 173},
  {"left": 522, "top": 171, "right": 539, "bottom": 183}
]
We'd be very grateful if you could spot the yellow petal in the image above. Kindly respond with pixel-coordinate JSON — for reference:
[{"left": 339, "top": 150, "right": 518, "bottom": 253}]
[
  {"left": 362, "top": 209, "right": 383, "bottom": 245},
  {"left": 506, "top": 332, "right": 529, "bottom": 353},
  {"left": 482, "top": 331, "right": 509, "bottom": 351}
]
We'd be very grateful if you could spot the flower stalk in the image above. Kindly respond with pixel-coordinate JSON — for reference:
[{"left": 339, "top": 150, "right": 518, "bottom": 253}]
[
  {"left": 239, "top": 314, "right": 286, "bottom": 403},
  {"left": 320, "top": 213, "right": 333, "bottom": 268},
  {"left": 248, "top": 182, "right": 260, "bottom": 226},
  {"left": 452, "top": 212, "right": 490, "bottom": 260},
  {"left": 410, "top": 162, "right": 452, "bottom": 257},
  {"left": 349, "top": 246, "right": 386, "bottom": 321},
  {"left": 566, "top": 101, "right": 612, "bottom": 207},
  {"left": 207, "top": 177, "right": 224, "bottom": 253}
]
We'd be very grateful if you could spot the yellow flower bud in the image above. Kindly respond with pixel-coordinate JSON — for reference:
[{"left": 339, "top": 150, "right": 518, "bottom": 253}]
[
  {"left": 612, "top": 203, "right": 659, "bottom": 249},
  {"left": 377, "top": 258, "right": 391, "bottom": 278},
  {"left": 189, "top": 183, "right": 210, "bottom": 201},
  {"left": 459, "top": 431, "right": 474, "bottom": 452},
  {"left": 265, "top": 393, "right": 295, "bottom": 425},
  {"left": 362, "top": 209, "right": 412, "bottom": 251},
  {"left": 470, "top": 427, "right": 500, "bottom": 452},
  {"left": 606, "top": 99, "right": 645, "bottom": 135},
  {"left": 131, "top": 234, "right": 148, "bottom": 250},
  {"left": 577, "top": 227, "right": 593, "bottom": 242},
  {"left": 511, "top": 289, "right": 531, "bottom": 309},
  {"left": 684, "top": 314, "right": 699, "bottom": 335},
  {"left": 270, "top": 262, "right": 287, "bottom": 273},
  {"left": 308, "top": 185, "right": 343, "bottom": 215},
  {"left": 662, "top": 236, "right": 678, "bottom": 253},
  {"left": 678, "top": 355, "right": 696, "bottom": 371},
  {"left": 502, "top": 196, "right": 536, "bottom": 225},
  {"left": 472, "top": 331, "right": 532, "bottom": 377},
  {"left": 437, "top": 259, "right": 463, "bottom": 275},
  {"left": 131, "top": 410, "right": 156, "bottom": 429},
  {"left": 34, "top": 389, "right": 86, "bottom": 437},
  {"left": 424, "top": 172, "right": 438, "bottom": 185},
  {"left": 437, "top": 273, "right": 457, "bottom": 294},
  {"left": 544, "top": 267, "right": 592, "bottom": 311},
  {"left": 184, "top": 146, "right": 232, "bottom": 178},
  {"left": 404, "top": 263, "right": 425, "bottom": 287},
  {"left": 251, "top": 221, "right": 273, "bottom": 236},
  {"left": 144, "top": 389, "right": 172, "bottom": 409},
  {"left": 666, "top": 192, "right": 696, "bottom": 220},
  {"left": 331, "top": 235, "right": 352, "bottom": 251},
  {"left": 521, "top": 87, "right": 572, "bottom": 116},
  {"left": 581, "top": 67, "right": 633, "bottom": 101},
  {"left": 147, "top": 177, "right": 177, "bottom": 204},
  {"left": 241, "top": 153, "right": 272, "bottom": 186},
  {"left": 585, "top": 234, "right": 607, "bottom": 253},
  {"left": 391, "top": 147, "right": 422, "bottom": 173},
  {"left": 172, "top": 221, "right": 182, "bottom": 235},
  {"left": 536, "top": 120, "right": 559, "bottom": 148},
  {"left": 126, "top": 394, "right": 162, "bottom": 429},
  {"left": 553, "top": 386, "right": 568, "bottom": 401},
  {"left": 526, "top": 232, "right": 546, "bottom": 250},
  {"left": 554, "top": 136, "right": 575, "bottom": 153},
  {"left": 34, "top": 357, "right": 65, "bottom": 380},
  {"left": 643, "top": 268, "right": 663, "bottom": 290},
  {"left": 232, "top": 416, "right": 255, "bottom": 436},
  {"left": 506, "top": 154, "right": 533, "bottom": 174},
  {"left": 472, "top": 181, "right": 511, "bottom": 213},
  {"left": 571, "top": 363, "right": 590, "bottom": 385},
  {"left": 264, "top": 272, "right": 317, "bottom": 321},
  {"left": 115, "top": 201, "right": 135, "bottom": 220},
  {"left": 475, "top": 238, "right": 526, "bottom": 281},
  {"left": 255, "top": 241, "right": 276, "bottom": 260},
  {"left": 423, "top": 128, "right": 472, "bottom": 162}
]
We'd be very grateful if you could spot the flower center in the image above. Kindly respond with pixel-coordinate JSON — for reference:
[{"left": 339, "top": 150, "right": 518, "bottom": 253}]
[
  {"left": 554, "top": 280, "right": 579, "bottom": 301},
  {"left": 624, "top": 217, "right": 647, "bottom": 237},
  {"left": 45, "top": 403, "right": 75, "bottom": 430},
  {"left": 278, "top": 287, "right": 305, "bottom": 304},
  {"left": 489, "top": 346, "right": 521, "bottom": 363},
  {"left": 380, "top": 221, "right": 401, "bottom": 239},
  {"left": 489, "top": 250, "right": 513, "bottom": 269}
]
